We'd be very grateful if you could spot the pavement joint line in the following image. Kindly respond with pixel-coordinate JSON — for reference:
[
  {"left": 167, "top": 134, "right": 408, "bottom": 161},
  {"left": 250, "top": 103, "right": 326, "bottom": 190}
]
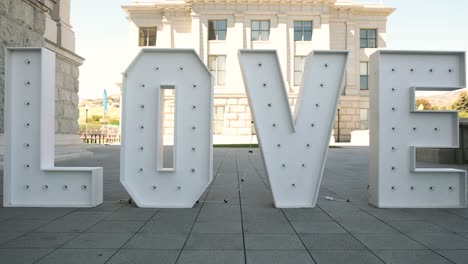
[
  {"left": 320, "top": 185, "right": 457, "bottom": 264},
  {"left": 246, "top": 151, "right": 318, "bottom": 263},
  {"left": 314, "top": 186, "right": 389, "bottom": 264},
  {"left": 241, "top": 149, "right": 318, "bottom": 263},
  {"left": 102, "top": 209, "right": 161, "bottom": 264},
  {"left": 354, "top": 202, "right": 458, "bottom": 263},
  {"left": 173, "top": 150, "right": 227, "bottom": 264},
  {"left": 235, "top": 150, "right": 248, "bottom": 264},
  {"left": 28, "top": 208, "right": 84, "bottom": 264}
]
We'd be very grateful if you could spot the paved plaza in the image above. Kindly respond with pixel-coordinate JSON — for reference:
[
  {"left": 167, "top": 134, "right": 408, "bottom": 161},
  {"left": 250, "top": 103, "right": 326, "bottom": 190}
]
[{"left": 1, "top": 146, "right": 468, "bottom": 263}]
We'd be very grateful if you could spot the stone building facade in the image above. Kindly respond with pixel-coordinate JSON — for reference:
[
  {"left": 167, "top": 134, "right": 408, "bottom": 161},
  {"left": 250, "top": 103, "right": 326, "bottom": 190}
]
[
  {"left": 123, "top": 0, "right": 394, "bottom": 142},
  {"left": 0, "top": 0, "right": 82, "bottom": 144}
]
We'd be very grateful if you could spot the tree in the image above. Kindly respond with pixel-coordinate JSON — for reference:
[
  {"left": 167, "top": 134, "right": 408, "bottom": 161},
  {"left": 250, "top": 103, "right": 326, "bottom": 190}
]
[
  {"left": 415, "top": 98, "right": 432, "bottom": 110},
  {"left": 452, "top": 91, "right": 468, "bottom": 111}
]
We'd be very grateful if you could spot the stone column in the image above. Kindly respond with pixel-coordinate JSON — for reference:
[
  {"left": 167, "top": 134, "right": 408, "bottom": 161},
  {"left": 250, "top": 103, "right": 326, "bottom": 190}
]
[
  {"left": 50, "top": 0, "right": 75, "bottom": 52},
  {"left": 345, "top": 21, "right": 358, "bottom": 95},
  {"left": 277, "top": 14, "right": 289, "bottom": 90},
  {"left": 161, "top": 15, "right": 173, "bottom": 48},
  {"left": 191, "top": 12, "right": 201, "bottom": 56},
  {"left": 318, "top": 14, "right": 331, "bottom": 49}
]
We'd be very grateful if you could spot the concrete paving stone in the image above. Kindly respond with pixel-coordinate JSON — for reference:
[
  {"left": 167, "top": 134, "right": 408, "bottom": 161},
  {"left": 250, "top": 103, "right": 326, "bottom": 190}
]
[
  {"left": 77, "top": 202, "right": 126, "bottom": 212},
  {"left": 0, "top": 248, "right": 53, "bottom": 264},
  {"left": 282, "top": 208, "right": 333, "bottom": 222},
  {"left": 245, "top": 234, "right": 305, "bottom": 250},
  {"left": 362, "top": 208, "right": 421, "bottom": 221},
  {"left": 0, "top": 219, "right": 49, "bottom": 233},
  {"left": 300, "top": 234, "right": 365, "bottom": 250},
  {"left": 0, "top": 208, "right": 21, "bottom": 221},
  {"left": 241, "top": 199, "right": 276, "bottom": 208},
  {"left": 139, "top": 220, "right": 193, "bottom": 234},
  {"left": 2, "top": 232, "right": 78, "bottom": 249},
  {"left": 408, "top": 233, "right": 468, "bottom": 249},
  {"left": 338, "top": 219, "right": 398, "bottom": 234},
  {"left": 292, "top": 222, "right": 346, "bottom": 234},
  {"left": 244, "top": 221, "right": 294, "bottom": 234},
  {"left": 151, "top": 210, "right": 200, "bottom": 223},
  {"left": 401, "top": 209, "right": 452, "bottom": 220},
  {"left": 4, "top": 147, "right": 468, "bottom": 263},
  {"left": 206, "top": 191, "right": 240, "bottom": 202},
  {"left": 445, "top": 208, "right": 468, "bottom": 218},
  {"left": 36, "top": 248, "right": 117, "bottom": 264},
  {"left": 387, "top": 220, "right": 449, "bottom": 233},
  {"left": 318, "top": 204, "right": 366, "bottom": 219},
  {"left": 429, "top": 217, "right": 468, "bottom": 233},
  {"left": 436, "top": 250, "right": 468, "bottom": 264},
  {"left": 36, "top": 211, "right": 111, "bottom": 232},
  {"left": 178, "top": 250, "right": 245, "bottom": 264},
  {"left": 63, "top": 232, "right": 134, "bottom": 249},
  {"left": 242, "top": 208, "right": 288, "bottom": 223},
  {"left": 107, "top": 249, "right": 179, "bottom": 264},
  {"left": 310, "top": 250, "right": 384, "bottom": 264},
  {"left": 105, "top": 208, "right": 157, "bottom": 221},
  {"left": 198, "top": 206, "right": 241, "bottom": 222},
  {"left": 0, "top": 208, "right": 74, "bottom": 220},
  {"left": 353, "top": 233, "right": 425, "bottom": 250},
  {"left": 87, "top": 220, "right": 145, "bottom": 233},
  {"left": 192, "top": 221, "right": 242, "bottom": 234},
  {"left": 246, "top": 250, "right": 314, "bottom": 264},
  {"left": 185, "top": 233, "right": 243, "bottom": 250},
  {"left": 0, "top": 232, "right": 23, "bottom": 245},
  {"left": 373, "top": 250, "right": 452, "bottom": 264},
  {"left": 124, "top": 233, "right": 187, "bottom": 249}
]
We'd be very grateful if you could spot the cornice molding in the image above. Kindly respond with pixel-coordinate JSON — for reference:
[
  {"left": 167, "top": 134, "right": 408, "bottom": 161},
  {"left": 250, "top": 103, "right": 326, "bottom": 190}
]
[
  {"left": 45, "top": 40, "right": 84, "bottom": 67},
  {"left": 25, "top": 0, "right": 56, "bottom": 12}
]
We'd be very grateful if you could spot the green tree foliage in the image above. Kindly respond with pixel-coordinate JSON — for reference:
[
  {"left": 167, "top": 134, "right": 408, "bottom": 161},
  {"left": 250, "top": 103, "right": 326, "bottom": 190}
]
[
  {"left": 452, "top": 92, "right": 468, "bottom": 111},
  {"left": 415, "top": 98, "right": 432, "bottom": 110}
]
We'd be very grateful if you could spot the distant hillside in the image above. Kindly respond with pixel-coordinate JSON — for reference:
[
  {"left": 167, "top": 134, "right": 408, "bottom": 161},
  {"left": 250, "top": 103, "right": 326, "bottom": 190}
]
[
  {"left": 417, "top": 88, "right": 468, "bottom": 108},
  {"left": 78, "top": 95, "right": 120, "bottom": 125},
  {"left": 79, "top": 94, "right": 120, "bottom": 108}
]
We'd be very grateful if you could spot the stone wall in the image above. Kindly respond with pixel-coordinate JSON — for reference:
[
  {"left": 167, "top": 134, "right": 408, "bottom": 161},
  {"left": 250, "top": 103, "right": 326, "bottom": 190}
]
[
  {"left": 1, "top": 0, "right": 82, "bottom": 137},
  {"left": 0, "top": 0, "right": 46, "bottom": 133},
  {"left": 55, "top": 57, "right": 80, "bottom": 134}
]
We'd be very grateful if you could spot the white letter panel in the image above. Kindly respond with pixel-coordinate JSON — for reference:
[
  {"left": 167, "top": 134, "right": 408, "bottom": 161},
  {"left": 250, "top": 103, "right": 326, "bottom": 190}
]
[
  {"left": 121, "top": 49, "right": 213, "bottom": 208},
  {"left": 239, "top": 50, "right": 348, "bottom": 208},
  {"left": 369, "top": 50, "right": 467, "bottom": 208},
  {"left": 4, "top": 48, "right": 103, "bottom": 207}
]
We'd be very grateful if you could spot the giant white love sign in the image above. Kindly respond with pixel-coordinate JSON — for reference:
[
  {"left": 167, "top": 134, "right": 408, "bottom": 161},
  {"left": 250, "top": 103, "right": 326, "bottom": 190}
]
[
  {"left": 121, "top": 49, "right": 213, "bottom": 208},
  {"left": 4, "top": 48, "right": 103, "bottom": 207},
  {"left": 4, "top": 48, "right": 466, "bottom": 209},
  {"left": 239, "top": 50, "right": 348, "bottom": 208},
  {"left": 369, "top": 51, "right": 467, "bottom": 208}
]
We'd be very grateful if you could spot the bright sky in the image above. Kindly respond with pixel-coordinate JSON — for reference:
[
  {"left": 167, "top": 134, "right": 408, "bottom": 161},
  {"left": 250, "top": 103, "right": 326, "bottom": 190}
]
[{"left": 71, "top": 0, "right": 468, "bottom": 100}]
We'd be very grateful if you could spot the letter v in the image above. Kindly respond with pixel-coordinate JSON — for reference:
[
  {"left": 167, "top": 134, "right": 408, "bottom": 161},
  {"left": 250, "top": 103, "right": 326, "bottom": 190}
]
[{"left": 239, "top": 50, "right": 348, "bottom": 208}]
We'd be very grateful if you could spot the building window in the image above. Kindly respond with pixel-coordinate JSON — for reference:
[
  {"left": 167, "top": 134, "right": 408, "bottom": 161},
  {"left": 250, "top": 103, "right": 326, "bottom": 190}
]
[
  {"left": 213, "top": 106, "right": 225, "bottom": 135},
  {"left": 360, "top": 62, "right": 369, "bottom": 90},
  {"left": 251, "top": 20, "right": 270, "bottom": 41},
  {"left": 208, "top": 20, "right": 227, "bottom": 40},
  {"left": 208, "top": 55, "right": 226, "bottom": 86},
  {"left": 294, "top": 21, "right": 313, "bottom": 41},
  {"left": 294, "top": 56, "right": 306, "bottom": 86},
  {"left": 360, "top": 109, "right": 368, "bottom": 130},
  {"left": 360, "top": 29, "right": 377, "bottom": 48},
  {"left": 139, "top": 27, "right": 157, "bottom": 46}
]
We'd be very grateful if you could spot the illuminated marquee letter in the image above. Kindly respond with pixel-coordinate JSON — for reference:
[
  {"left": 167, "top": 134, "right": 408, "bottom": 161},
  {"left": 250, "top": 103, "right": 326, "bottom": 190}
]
[
  {"left": 4, "top": 48, "right": 103, "bottom": 207},
  {"left": 369, "top": 51, "right": 467, "bottom": 208},
  {"left": 121, "top": 49, "right": 213, "bottom": 208},
  {"left": 239, "top": 50, "right": 348, "bottom": 208}
]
